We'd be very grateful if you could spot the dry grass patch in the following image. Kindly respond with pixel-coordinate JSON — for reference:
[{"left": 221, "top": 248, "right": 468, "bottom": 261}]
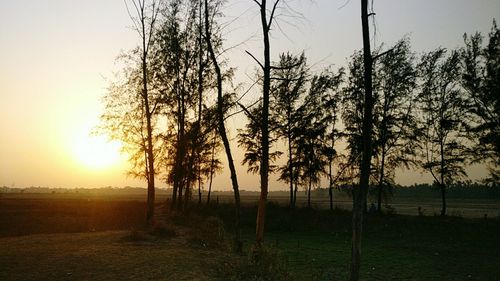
[{"left": 0, "top": 230, "right": 241, "bottom": 281}]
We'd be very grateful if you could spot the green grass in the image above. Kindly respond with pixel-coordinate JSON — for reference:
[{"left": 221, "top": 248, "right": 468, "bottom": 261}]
[{"left": 236, "top": 212, "right": 500, "bottom": 280}]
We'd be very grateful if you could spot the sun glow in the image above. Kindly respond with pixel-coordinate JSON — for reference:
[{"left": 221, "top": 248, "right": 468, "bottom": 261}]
[{"left": 72, "top": 134, "right": 122, "bottom": 170}]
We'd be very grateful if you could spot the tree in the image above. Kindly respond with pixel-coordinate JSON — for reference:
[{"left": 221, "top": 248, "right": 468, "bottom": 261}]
[
  {"left": 251, "top": 0, "right": 282, "bottom": 247},
  {"left": 342, "top": 50, "right": 367, "bottom": 187},
  {"left": 349, "top": 0, "right": 375, "bottom": 279},
  {"left": 206, "top": 129, "right": 223, "bottom": 205},
  {"left": 294, "top": 97, "right": 328, "bottom": 209},
  {"left": 204, "top": 0, "right": 243, "bottom": 251},
  {"left": 270, "top": 52, "right": 308, "bottom": 208},
  {"left": 418, "top": 48, "right": 469, "bottom": 216},
  {"left": 100, "top": 60, "right": 162, "bottom": 196},
  {"left": 316, "top": 69, "right": 344, "bottom": 211},
  {"left": 372, "top": 38, "right": 417, "bottom": 212},
  {"left": 238, "top": 102, "right": 282, "bottom": 177},
  {"left": 153, "top": 0, "right": 205, "bottom": 209},
  {"left": 461, "top": 21, "right": 500, "bottom": 184},
  {"left": 109, "top": 0, "right": 160, "bottom": 225}
]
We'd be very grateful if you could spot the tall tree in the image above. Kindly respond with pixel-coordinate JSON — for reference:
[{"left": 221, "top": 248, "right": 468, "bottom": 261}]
[
  {"left": 349, "top": 0, "right": 375, "bottom": 279},
  {"left": 418, "top": 48, "right": 469, "bottom": 216},
  {"left": 342, "top": 51, "right": 367, "bottom": 186},
  {"left": 153, "top": 0, "right": 203, "bottom": 209},
  {"left": 124, "top": 0, "right": 160, "bottom": 225},
  {"left": 251, "top": 0, "right": 281, "bottom": 247},
  {"left": 372, "top": 38, "right": 417, "bottom": 212},
  {"left": 100, "top": 60, "right": 162, "bottom": 197},
  {"left": 461, "top": 21, "right": 500, "bottom": 184},
  {"left": 294, "top": 95, "right": 328, "bottom": 209},
  {"left": 204, "top": 0, "right": 243, "bottom": 251},
  {"left": 316, "top": 69, "right": 344, "bottom": 211},
  {"left": 271, "top": 52, "right": 308, "bottom": 208}
]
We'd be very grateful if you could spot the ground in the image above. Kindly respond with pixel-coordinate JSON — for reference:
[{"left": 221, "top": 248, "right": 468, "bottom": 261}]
[{"left": 0, "top": 194, "right": 499, "bottom": 280}]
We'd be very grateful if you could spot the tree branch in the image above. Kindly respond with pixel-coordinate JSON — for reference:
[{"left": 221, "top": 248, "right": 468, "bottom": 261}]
[
  {"left": 270, "top": 61, "right": 302, "bottom": 70},
  {"left": 267, "top": 0, "right": 281, "bottom": 30},
  {"left": 237, "top": 100, "right": 261, "bottom": 125},
  {"left": 246, "top": 50, "right": 264, "bottom": 69},
  {"left": 372, "top": 47, "right": 395, "bottom": 62}
]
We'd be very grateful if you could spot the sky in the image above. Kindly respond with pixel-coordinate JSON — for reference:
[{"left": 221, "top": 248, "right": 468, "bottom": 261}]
[{"left": 0, "top": 0, "right": 499, "bottom": 190}]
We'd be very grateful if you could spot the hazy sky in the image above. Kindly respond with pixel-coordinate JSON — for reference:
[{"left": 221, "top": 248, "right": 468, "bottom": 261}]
[{"left": 1, "top": 0, "right": 498, "bottom": 190}]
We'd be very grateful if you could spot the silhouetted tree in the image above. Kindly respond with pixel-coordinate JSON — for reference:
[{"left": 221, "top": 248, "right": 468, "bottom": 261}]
[
  {"left": 294, "top": 92, "right": 328, "bottom": 208},
  {"left": 372, "top": 38, "right": 417, "bottom": 212},
  {"left": 417, "top": 48, "right": 469, "bottom": 216},
  {"left": 238, "top": 102, "right": 282, "bottom": 176},
  {"left": 204, "top": 0, "right": 243, "bottom": 251},
  {"left": 317, "top": 69, "right": 344, "bottom": 211},
  {"left": 251, "top": 0, "right": 282, "bottom": 247},
  {"left": 350, "top": 0, "right": 375, "bottom": 279},
  {"left": 461, "top": 20, "right": 500, "bottom": 184},
  {"left": 270, "top": 52, "right": 308, "bottom": 208},
  {"left": 342, "top": 51, "right": 367, "bottom": 185},
  {"left": 206, "top": 129, "right": 223, "bottom": 205},
  {"left": 153, "top": 0, "right": 206, "bottom": 209},
  {"left": 100, "top": 61, "right": 162, "bottom": 195},
  {"left": 105, "top": 0, "right": 160, "bottom": 225}
]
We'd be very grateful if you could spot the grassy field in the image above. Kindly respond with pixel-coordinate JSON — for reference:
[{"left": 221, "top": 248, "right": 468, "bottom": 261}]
[{"left": 1, "top": 195, "right": 499, "bottom": 280}]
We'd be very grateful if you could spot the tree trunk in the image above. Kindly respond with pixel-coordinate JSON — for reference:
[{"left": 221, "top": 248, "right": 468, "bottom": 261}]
[
  {"left": 204, "top": 0, "right": 242, "bottom": 252},
  {"left": 177, "top": 183, "right": 183, "bottom": 210},
  {"left": 141, "top": 17, "right": 155, "bottom": 227},
  {"left": 206, "top": 135, "right": 216, "bottom": 205},
  {"left": 307, "top": 177, "right": 312, "bottom": 209},
  {"left": 198, "top": 166, "right": 202, "bottom": 205},
  {"left": 288, "top": 135, "right": 294, "bottom": 208},
  {"left": 440, "top": 182, "right": 447, "bottom": 216},
  {"left": 349, "top": 0, "right": 374, "bottom": 280},
  {"left": 329, "top": 159, "right": 334, "bottom": 211},
  {"left": 377, "top": 147, "right": 386, "bottom": 213},
  {"left": 183, "top": 180, "right": 191, "bottom": 209},
  {"left": 171, "top": 56, "right": 184, "bottom": 211},
  {"left": 440, "top": 140, "right": 447, "bottom": 216},
  {"left": 293, "top": 180, "right": 298, "bottom": 208},
  {"left": 197, "top": 0, "right": 204, "bottom": 207},
  {"left": 255, "top": 0, "right": 272, "bottom": 248}
]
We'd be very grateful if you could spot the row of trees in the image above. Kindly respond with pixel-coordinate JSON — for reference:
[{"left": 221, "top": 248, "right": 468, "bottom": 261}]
[
  {"left": 101, "top": 0, "right": 236, "bottom": 224},
  {"left": 238, "top": 23, "right": 499, "bottom": 218},
  {"left": 101, "top": 0, "right": 498, "bottom": 279}
]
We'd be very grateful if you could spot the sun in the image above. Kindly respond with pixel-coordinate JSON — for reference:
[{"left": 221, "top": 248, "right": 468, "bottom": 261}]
[{"left": 72, "top": 134, "right": 122, "bottom": 170}]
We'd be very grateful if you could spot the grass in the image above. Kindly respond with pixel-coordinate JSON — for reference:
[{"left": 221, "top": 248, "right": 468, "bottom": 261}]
[
  {"left": 249, "top": 217, "right": 500, "bottom": 280},
  {"left": 223, "top": 204, "right": 500, "bottom": 280},
  {"left": 1, "top": 196, "right": 499, "bottom": 280},
  {"left": 0, "top": 231, "right": 238, "bottom": 281}
]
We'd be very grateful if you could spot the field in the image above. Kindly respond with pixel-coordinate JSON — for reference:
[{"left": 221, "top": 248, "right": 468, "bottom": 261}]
[{"left": 1, "top": 193, "right": 499, "bottom": 280}]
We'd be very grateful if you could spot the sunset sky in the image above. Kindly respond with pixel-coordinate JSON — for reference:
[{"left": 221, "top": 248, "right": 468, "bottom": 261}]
[{"left": 1, "top": 0, "right": 498, "bottom": 190}]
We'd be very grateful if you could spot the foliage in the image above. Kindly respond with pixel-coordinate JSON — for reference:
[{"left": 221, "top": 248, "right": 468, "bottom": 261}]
[
  {"left": 461, "top": 20, "right": 500, "bottom": 184},
  {"left": 238, "top": 102, "right": 282, "bottom": 175},
  {"left": 417, "top": 48, "right": 470, "bottom": 185},
  {"left": 371, "top": 38, "right": 418, "bottom": 209}
]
